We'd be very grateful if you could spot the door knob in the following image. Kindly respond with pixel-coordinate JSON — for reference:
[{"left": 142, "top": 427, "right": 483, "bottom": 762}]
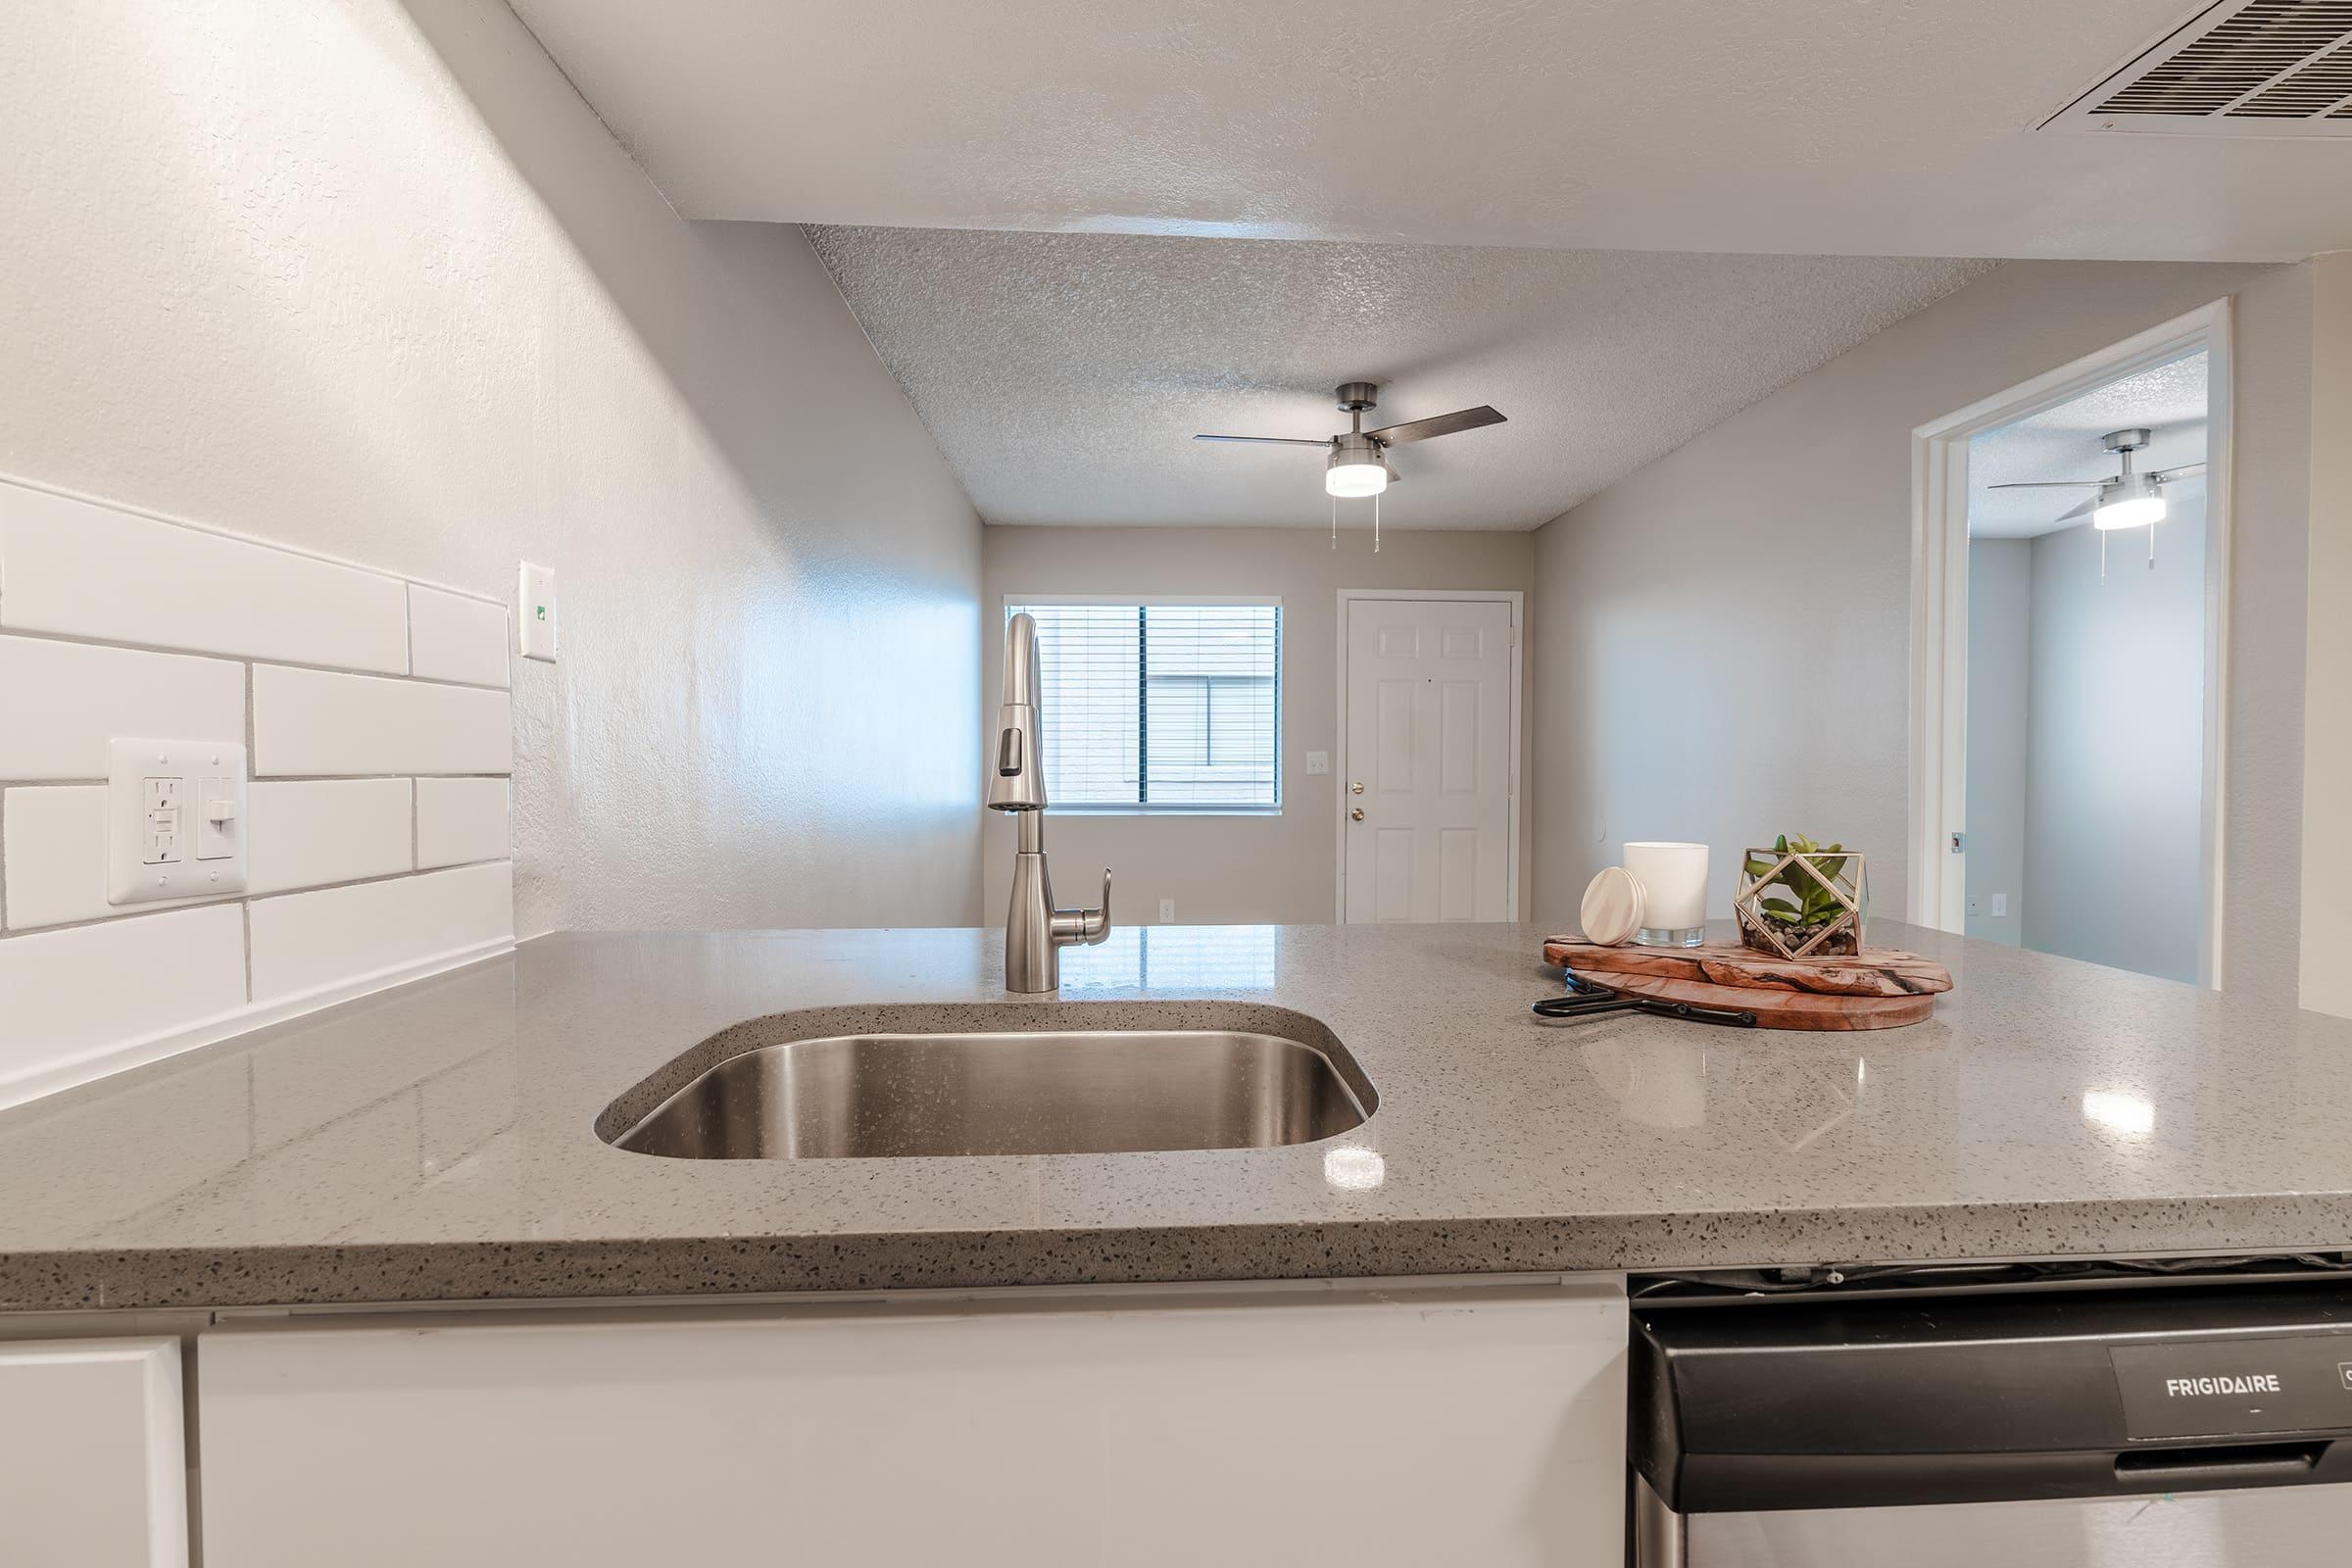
[
  {"left": 1349, "top": 781, "right": 1364, "bottom": 795},
  {"left": 1350, "top": 807, "right": 1365, "bottom": 821}
]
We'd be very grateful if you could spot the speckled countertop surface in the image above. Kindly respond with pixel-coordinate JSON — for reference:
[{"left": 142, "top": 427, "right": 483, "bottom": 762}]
[{"left": 3, "top": 920, "right": 2350, "bottom": 1312}]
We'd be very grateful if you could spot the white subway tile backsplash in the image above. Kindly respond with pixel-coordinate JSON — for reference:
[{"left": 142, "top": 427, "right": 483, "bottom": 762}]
[
  {"left": 407, "top": 585, "right": 511, "bottom": 688},
  {"left": 0, "top": 635, "right": 245, "bottom": 780},
  {"left": 248, "top": 860, "right": 514, "bottom": 1005},
  {"left": 253, "top": 665, "right": 513, "bottom": 777},
  {"left": 416, "top": 777, "right": 511, "bottom": 869},
  {"left": 0, "top": 481, "right": 410, "bottom": 673},
  {"left": 0, "top": 906, "right": 248, "bottom": 1095},
  {"left": 0, "top": 485, "right": 519, "bottom": 1106},
  {"left": 248, "top": 779, "right": 414, "bottom": 894}
]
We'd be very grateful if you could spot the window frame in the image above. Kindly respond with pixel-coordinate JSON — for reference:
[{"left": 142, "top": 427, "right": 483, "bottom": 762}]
[{"left": 1002, "top": 594, "right": 1284, "bottom": 816}]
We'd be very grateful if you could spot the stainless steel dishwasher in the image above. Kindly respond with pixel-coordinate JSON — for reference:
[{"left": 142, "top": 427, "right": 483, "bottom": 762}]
[{"left": 1630, "top": 1263, "right": 2352, "bottom": 1567}]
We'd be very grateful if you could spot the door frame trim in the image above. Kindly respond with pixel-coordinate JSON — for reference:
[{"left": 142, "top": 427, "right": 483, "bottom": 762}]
[
  {"left": 1334, "top": 589, "right": 1526, "bottom": 924},
  {"left": 1906, "top": 297, "right": 2232, "bottom": 986}
]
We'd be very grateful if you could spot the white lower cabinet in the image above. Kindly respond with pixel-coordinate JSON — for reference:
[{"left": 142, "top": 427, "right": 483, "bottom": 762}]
[
  {"left": 0, "top": 1337, "right": 188, "bottom": 1568},
  {"left": 199, "top": 1279, "right": 1626, "bottom": 1566}
]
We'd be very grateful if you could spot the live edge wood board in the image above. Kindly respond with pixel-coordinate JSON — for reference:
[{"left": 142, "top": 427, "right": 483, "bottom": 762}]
[{"left": 1541, "top": 938, "right": 1955, "bottom": 1031}]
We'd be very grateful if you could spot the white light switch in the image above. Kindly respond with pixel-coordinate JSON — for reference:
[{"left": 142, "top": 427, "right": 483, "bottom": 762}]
[
  {"left": 1303, "top": 751, "right": 1330, "bottom": 776},
  {"left": 1991, "top": 892, "right": 2009, "bottom": 917},
  {"left": 108, "top": 738, "right": 248, "bottom": 906},
  {"left": 518, "top": 562, "right": 558, "bottom": 662}
]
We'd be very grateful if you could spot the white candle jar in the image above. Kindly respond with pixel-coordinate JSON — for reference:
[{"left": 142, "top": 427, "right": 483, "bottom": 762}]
[{"left": 1623, "top": 841, "right": 1709, "bottom": 948}]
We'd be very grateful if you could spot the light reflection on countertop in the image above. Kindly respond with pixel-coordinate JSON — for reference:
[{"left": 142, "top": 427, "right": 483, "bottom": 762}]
[{"left": 3, "top": 919, "right": 2352, "bottom": 1311}]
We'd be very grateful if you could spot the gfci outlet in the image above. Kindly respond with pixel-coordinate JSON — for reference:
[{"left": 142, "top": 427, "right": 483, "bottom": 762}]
[{"left": 107, "top": 737, "right": 249, "bottom": 906}]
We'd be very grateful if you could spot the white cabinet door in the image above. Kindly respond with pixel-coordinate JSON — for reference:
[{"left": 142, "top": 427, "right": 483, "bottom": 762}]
[
  {"left": 0, "top": 1337, "right": 187, "bottom": 1568},
  {"left": 200, "top": 1280, "right": 1624, "bottom": 1567},
  {"left": 1343, "top": 596, "right": 1517, "bottom": 923}
]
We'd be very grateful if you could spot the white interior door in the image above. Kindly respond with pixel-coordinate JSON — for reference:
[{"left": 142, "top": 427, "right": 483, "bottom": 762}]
[{"left": 1343, "top": 596, "right": 1515, "bottom": 923}]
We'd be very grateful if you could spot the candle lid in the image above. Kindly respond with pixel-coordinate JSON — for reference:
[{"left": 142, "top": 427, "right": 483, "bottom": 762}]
[{"left": 1579, "top": 865, "right": 1646, "bottom": 947}]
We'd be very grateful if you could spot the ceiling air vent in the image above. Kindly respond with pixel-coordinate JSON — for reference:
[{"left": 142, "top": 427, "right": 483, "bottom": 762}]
[{"left": 2044, "top": 0, "right": 2352, "bottom": 135}]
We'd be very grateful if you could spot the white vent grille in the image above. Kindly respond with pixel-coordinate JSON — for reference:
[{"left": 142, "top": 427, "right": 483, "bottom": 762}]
[{"left": 2046, "top": 0, "right": 2352, "bottom": 135}]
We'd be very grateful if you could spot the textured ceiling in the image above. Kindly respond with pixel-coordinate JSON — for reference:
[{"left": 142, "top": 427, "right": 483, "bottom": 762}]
[
  {"left": 1970, "top": 353, "right": 2208, "bottom": 539},
  {"left": 510, "top": 0, "right": 2352, "bottom": 262},
  {"left": 808, "top": 227, "right": 1992, "bottom": 530}
]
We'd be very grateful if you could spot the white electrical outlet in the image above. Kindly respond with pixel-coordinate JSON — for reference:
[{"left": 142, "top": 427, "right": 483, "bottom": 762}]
[
  {"left": 107, "top": 737, "right": 248, "bottom": 906},
  {"left": 518, "top": 562, "right": 558, "bottom": 662},
  {"left": 1303, "top": 751, "right": 1330, "bottom": 776},
  {"left": 1159, "top": 899, "right": 1177, "bottom": 924}
]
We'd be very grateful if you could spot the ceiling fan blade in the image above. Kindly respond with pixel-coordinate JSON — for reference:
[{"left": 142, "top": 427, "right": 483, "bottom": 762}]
[
  {"left": 2152, "top": 461, "right": 2207, "bottom": 483},
  {"left": 1364, "top": 405, "right": 1506, "bottom": 445},
  {"left": 1193, "top": 433, "right": 1331, "bottom": 447},
  {"left": 2053, "top": 498, "right": 2097, "bottom": 523},
  {"left": 1987, "top": 479, "right": 2106, "bottom": 489}
]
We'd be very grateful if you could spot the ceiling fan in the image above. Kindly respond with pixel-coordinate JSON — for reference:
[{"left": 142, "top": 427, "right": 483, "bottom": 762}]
[
  {"left": 1988, "top": 426, "right": 2205, "bottom": 533},
  {"left": 1194, "top": 381, "right": 1506, "bottom": 499}
]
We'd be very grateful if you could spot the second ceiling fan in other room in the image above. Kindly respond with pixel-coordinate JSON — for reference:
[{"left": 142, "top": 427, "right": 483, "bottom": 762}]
[
  {"left": 1988, "top": 426, "right": 2205, "bottom": 572},
  {"left": 1194, "top": 382, "right": 1506, "bottom": 548}
]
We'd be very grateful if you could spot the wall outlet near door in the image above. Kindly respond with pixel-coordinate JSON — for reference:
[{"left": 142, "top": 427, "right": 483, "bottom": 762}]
[
  {"left": 1158, "top": 899, "right": 1177, "bottom": 924},
  {"left": 107, "top": 737, "right": 248, "bottom": 906}
]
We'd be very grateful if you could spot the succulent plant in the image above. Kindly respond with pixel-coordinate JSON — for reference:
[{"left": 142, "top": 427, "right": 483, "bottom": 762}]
[{"left": 1744, "top": 834, "right": 1853, "bottom": 927}]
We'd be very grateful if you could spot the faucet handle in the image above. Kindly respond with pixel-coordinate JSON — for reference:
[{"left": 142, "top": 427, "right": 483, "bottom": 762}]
[
  {"left": 1085, "top": 869, "right": 1111, "bottom": 945},
  {"left": 1053, "top": 869, "right": 1112, "bottom": 948}
]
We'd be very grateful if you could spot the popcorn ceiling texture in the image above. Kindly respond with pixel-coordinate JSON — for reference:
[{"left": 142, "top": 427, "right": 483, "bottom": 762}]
[{"left": 808, "top": 226, "right": 1994, "bottom": 529}]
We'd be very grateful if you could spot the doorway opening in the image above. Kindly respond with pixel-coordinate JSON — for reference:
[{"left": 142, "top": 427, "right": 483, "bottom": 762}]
[{"left": 1908, "top": 303, "right": 2230, "bottom": 985}]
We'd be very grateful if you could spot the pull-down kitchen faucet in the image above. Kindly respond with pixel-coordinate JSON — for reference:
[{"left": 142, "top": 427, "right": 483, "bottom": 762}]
[{"left": 986, "top": 612, "right": 1110, "bottom": 992}]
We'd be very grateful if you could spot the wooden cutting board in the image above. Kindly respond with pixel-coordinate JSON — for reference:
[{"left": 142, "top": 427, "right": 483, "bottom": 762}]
[{"left": 1542, "top": 937, "right": 1953, "bottom": 1031}]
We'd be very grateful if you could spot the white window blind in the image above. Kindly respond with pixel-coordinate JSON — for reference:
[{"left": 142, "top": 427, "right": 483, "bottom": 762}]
[{"left": 1008, "top": 601, "right": 1281, "bottom": 810}]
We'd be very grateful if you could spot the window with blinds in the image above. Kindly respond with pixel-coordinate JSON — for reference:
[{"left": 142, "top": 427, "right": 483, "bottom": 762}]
[{"left": 1007, "top": 601, "right": 1281, "bottom": 810}]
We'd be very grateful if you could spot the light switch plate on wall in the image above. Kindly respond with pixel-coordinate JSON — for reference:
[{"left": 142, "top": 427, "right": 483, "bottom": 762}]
[
  {"left": 107, "top": 737, "right": 248, "bottom": 906},
  {"left": 1303, "top": 751, "right": 1329, "bottom": 775},
  {"left": 518, "top": 562, "right": 558, "bottom": 662}
]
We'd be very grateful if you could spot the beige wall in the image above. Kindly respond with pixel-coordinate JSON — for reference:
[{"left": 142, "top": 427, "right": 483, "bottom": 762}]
[
  {"left": 2302, "top": 252, "right": 2352, "bottom": 1018},
  {"left": 981, "top": 525, "right": 1536, "bottom": 926},
  {"left": 0, "top": 0, "right": 985, "bottom": 939},
  {"left": 1532, "top": 260, "right": 2314, "bottom": 1002}
]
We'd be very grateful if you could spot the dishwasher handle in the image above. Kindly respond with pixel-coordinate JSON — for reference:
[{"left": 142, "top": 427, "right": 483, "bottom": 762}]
[{"left": 2115, "top": 1440, "right": 2331, "bottom": 1491}]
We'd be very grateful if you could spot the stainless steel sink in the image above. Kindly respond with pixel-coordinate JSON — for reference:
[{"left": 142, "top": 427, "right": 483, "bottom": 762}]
[{"left": 602, "top": 1008, "right": 1374, "bottom": 1159}]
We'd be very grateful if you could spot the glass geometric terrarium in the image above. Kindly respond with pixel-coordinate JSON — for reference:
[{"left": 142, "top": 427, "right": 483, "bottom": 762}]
[{"left": 1734, "top": 836, "right": 1868, "bottom": 958}]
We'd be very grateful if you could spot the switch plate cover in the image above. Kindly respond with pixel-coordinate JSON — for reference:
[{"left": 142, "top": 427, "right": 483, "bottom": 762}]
[
  {"left": 518, "top": 562, "right": 558, "bottom": 662},
  {"left": 107, "top": 737, "right": 248, "bottom": 906},
  {"left": 1303, "top": 750, "right": 1330, "bottom": 776}
]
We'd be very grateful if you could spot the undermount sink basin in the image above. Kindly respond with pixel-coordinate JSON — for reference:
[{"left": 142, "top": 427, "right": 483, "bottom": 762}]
[{"left": 600, "top": 1004, "right": 1374, "bottom": 1159}]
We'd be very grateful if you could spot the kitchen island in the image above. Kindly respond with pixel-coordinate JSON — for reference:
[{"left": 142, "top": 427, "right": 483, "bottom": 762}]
[
  {"left": 3, "top": 918, "right": 2349, "bottom": 1309},
  {"left": 7, "top": 920, "right": 2352, "bottom": 1567}
]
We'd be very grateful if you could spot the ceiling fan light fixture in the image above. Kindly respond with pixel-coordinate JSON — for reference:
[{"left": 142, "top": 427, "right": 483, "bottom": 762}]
[
  {"left": 2094, "top": 471, "right": 2164, "bottom": 530},
  {"left": 1325, "top": 434, "right": 1389, "bottom": 498}
]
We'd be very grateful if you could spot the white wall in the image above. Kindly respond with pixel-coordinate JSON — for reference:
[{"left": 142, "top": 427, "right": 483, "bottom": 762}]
[
  {"left": 980, "top": 525, "right": 1535, "bottom": 926},
  {"left": 1963, "top": 539, "right": 2030, "bottom": 947},
  {"left": 2302, "top": 252, "right": 2352, "bottom": 1019},
  {"left": 1531, "top": 261, "right": 2312, "bottom": 1002},
  {"left": 2022, "top": 504, "right": 2209, "bottom": 984},
  {"left": 0, "top": 0, "right": 984, "bottom": 951}
]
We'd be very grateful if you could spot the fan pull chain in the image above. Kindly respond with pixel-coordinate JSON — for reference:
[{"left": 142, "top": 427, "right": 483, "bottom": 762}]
[
  {"left": 1331, "top": 493, "right": 1337, "bottom": 550},
  {"left": 2100, "top": 528, "right": 2107, "bottom": 580},
  {"left": 2148, "top": 521, "right": 2156, "bottom": 568},
  {"left": 1374, "top": 490, "right": 1381, "bottom": 554}
]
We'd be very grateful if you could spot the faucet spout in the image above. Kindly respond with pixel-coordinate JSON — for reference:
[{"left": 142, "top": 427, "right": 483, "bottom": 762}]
[{"left": 990, "top": 612, "right": 1110, "bottom": 992}]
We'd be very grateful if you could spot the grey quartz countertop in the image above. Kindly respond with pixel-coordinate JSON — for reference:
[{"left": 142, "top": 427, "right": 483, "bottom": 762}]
[{"left": 3, "top": 920, "right": 2350, "bottom": 1312}]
